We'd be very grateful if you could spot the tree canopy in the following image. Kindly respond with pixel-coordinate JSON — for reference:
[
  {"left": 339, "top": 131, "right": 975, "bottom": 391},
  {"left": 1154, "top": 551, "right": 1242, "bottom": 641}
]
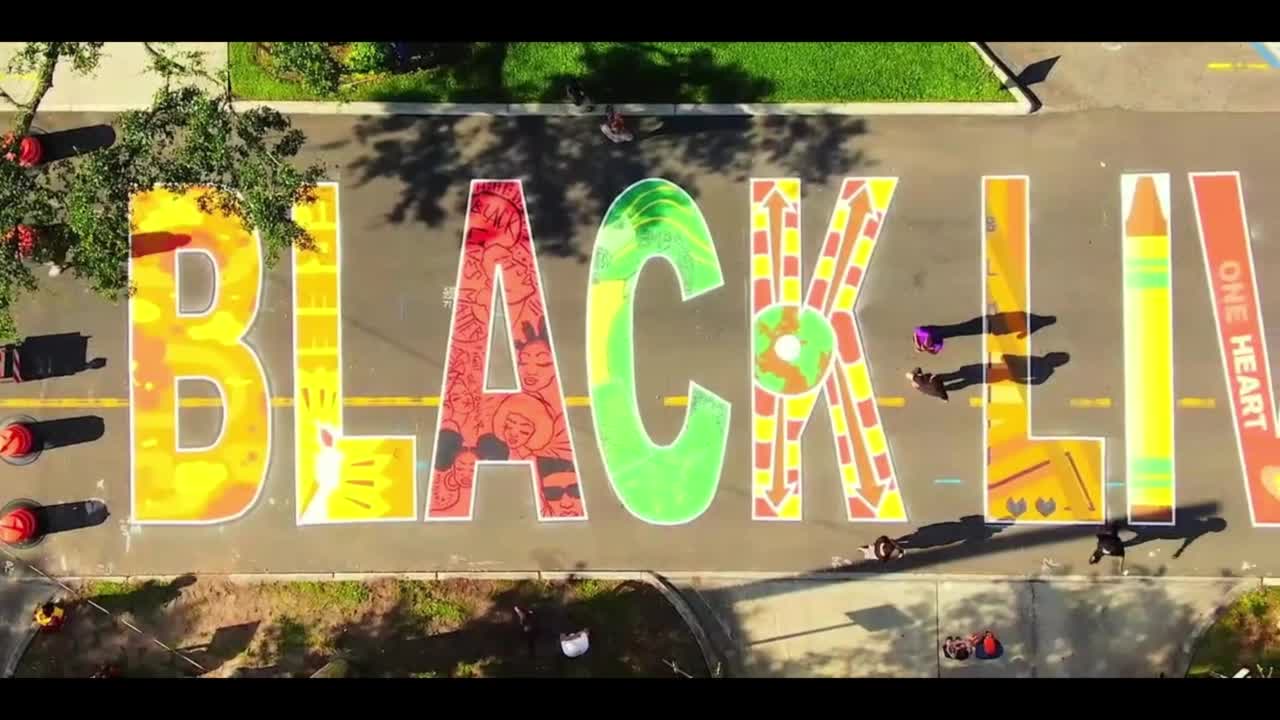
[{"left": 0, "top": 42, "right": 325, "bottom": 340}]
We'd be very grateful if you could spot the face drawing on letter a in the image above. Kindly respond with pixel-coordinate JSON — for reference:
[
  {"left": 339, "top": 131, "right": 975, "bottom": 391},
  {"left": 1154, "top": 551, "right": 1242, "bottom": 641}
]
[{"left": 300, "top": 425, "right": 344, "bottom": 525}]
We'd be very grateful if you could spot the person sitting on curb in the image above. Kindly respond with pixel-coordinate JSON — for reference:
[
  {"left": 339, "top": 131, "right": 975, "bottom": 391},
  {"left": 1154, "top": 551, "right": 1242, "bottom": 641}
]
[{"left": 33, "top": 601, "right": 66, "bottom": 632}]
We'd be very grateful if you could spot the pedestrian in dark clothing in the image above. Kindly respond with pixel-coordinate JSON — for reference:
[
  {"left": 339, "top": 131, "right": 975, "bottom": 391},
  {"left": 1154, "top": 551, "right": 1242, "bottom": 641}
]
[
  {"left": 942, "top": 636, "right": 971, "bottom": 660},
  {"left": 513, "top": 605, "right": 540, "bottom": 659},
  {"left": 874, "top": 535, "right": 905, "bottom": 562},
  {"left": 913, "top": 326, "right": 944, "bottom": 355},
  {"left": 906, "top": 367, "right": 949, "bottom": 401},
  {"left": 565, "top": 80, "right": 593, "bottom": 110},
  {"left": 1090, "top": 522, "right": 1126, "bottom": 571}
]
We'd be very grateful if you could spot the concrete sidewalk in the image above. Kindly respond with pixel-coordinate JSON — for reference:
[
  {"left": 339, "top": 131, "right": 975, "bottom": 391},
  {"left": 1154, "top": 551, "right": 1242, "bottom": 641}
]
[
  {"left": 0, "top": 43, "right": 225, "bottom": 112},
  {"left": 673, "top": 574, "right": 1249, "bottom": 677},
  {"left": 988, "top": 42, "right": 1280, "bottom": 112}
]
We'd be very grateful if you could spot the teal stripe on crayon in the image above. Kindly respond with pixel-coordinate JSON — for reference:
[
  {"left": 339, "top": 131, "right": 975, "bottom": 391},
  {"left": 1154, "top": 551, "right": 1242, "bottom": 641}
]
[
  {"left": 1132, "top": 457, "right": 1172, "bottom": 474},
  {"left": 1125, "top": 271, "right": 1170, "bottom": 289}
]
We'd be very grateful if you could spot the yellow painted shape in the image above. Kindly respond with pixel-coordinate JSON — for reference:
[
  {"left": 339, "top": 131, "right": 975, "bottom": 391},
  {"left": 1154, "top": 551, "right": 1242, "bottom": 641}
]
[
  {"left": 815, "top": 257, "right": 835, "bottom": 281},
  {"left": 785, "top": 393, "right": 818, "bottom": 422},
  {"left": 783, "top": 229, "right": 800, "bottom": 255},
  {"left": 1132, "top": 486, "right": 1173, "bottom": 508},
  {"left": 293, "top": 185, "right": 415, "bottom": 524},
  {"left": 852, "top": 237, "right": 874, "bottom": 268},
  {"left": 877, "top": 488, "right": 906, "bottom": 520},
  {"left": 831, "top": 409, "right": 848, "bottom": 436},
  {"left": 130, "top": 187, "right": 270, "bottom": 523},
  {"left": 865, "top": 426, "right": 887, "bottom": 456},
  {"left": 786, "top": 443, "right": 800, "bottom": 468},
  {"left": 1126, "top": 234, "right": 1171, "bottom": 260},
  {"left": 845, "top": 363, "right": 872, "bottom": 402},
  {"left": 983, "top": 176, "right": 1103, "bottom": 524},
  {"left": 663, "top": 395, "right": 690, "bottom": 407},
  {"left": 878, "top": 396, "right": 906, "bottom": 408},
  {"left": 831, "top": 208, "right": 849, "bottom": 232},
  {"left": 752, "top": 254, "right": 771, "bottom": 279},
  {"left": 835, "top": 285, "right": 856, "bottom": 312},
  {"left": 752, "top": 211, "right": 768, "bottom": 230},
  {"left": 868, "top": 178, "right": 897, "bottom": 212},
  {"left": 782, "top": 277, "right": 802, "bottom": 303},
  {"left": 778, "top": 180, "right": 800, "bottom": 201},
  {"left": 754, "top": 470, "right": 773, "bottom": 489},
  {"left": 778, "top": 493, "right": 801, "bottom": 519},
  {"left": 841, "top": 465, "right": 857, "bottom": 487},
  {"left": 754, "top": 417, "right": 776, "bottom": 442},
  {"left": 990, "top": 383, "right": 1023, "bottom": 405},
  {"left": 322, "top": 436, "right": 416, "bottom": 521}
]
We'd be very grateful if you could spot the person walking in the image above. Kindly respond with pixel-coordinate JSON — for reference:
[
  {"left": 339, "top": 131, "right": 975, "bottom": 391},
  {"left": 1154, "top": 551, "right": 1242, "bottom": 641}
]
[
  {"left": 513, "top": 605, "right": 540, "bottom": 659},
  {"left": 1089, "top": 521, "right": 1127, "bottom": 572},
  {"left": 858, "top": 535, "right": 905, "bottom": 562},
  {"left": 906, "top": 367, "right": 949, "bottom": 401},
  {"left": 565, "top": 80, "right": 594, "bottom": 111},
  {"left": 913, "top": 326, "right": 944, "bottom": 355}
]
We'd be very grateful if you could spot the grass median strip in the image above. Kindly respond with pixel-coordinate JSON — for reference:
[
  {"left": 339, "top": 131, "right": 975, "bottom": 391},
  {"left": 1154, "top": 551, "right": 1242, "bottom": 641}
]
[
  {"left": 1187, "top": 587, "right": 1280, "bottom": 677},
  {"left": 231, "top": 42, "right": 1012, "bottom": 104},
  {"left": 19, "top": 577, "right": 707, "bottom": 678}
]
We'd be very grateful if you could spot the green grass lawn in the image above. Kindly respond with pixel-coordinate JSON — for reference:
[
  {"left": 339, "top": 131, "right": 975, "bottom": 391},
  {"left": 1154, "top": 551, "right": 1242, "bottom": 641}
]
[
  {"left": 230, "top": 42, "right": 1011, "bottom": 104},
  {"left": 1187, "top": 587, "right": 1280, "bottom": 677}
]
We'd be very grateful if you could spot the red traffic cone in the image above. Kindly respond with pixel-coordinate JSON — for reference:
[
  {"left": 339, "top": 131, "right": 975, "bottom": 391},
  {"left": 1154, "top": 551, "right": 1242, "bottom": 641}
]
[
  {"left": 0, "top": 422, "right": 33, "bottom": 459},
  {"left": 0, "top": 506, "right": 38, "bottom": 545}
]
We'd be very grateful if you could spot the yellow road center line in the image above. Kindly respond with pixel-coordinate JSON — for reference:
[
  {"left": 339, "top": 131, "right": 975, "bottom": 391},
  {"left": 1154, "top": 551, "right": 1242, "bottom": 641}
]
[
  {"left": 0, "top": 395, "right": 1226, "bottom": 410},
  {"left": 1206, "top": 62, "right": 1271, "bottom": 70},
  {"left": 1178, "top": 397, "right": 1217, "bottom": 409},
  {"left": 1069, "top": 397, "right": 1113, "bottom": 409}
]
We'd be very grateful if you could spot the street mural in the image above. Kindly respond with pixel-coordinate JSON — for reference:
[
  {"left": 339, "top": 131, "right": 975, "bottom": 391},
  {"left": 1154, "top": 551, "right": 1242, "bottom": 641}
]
[
  {"left": 120, "top": 172, "right": 1280, "bottom": 530},
  {"left": 1191, "top": 171, "right": 1280, "bottom": 526},
  {"left": 982, "top": 176, "right": 1105, "bottom": 524},
  {"left": 427, "top": 180, "right": 585, "bottom": 522},
  {"left": 586, "top": 179, "right": 731, "bottom": 525},
  {"left": 129, "top": 187, "right": 272, "bottom": 524},
  {"left": 749, "top": 178, "right": 906, "bottom": 522},
  {"left": 293, "top": 184, "right": 417, "bottom": 524},
  {"left": 1121, "top": 173, "right": 1175, "bottom": 525}
]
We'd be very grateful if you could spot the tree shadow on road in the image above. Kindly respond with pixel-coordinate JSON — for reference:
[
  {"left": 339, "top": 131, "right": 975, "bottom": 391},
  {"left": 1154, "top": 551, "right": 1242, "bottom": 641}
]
[{"left": 333, "top": 47, "right": 872, "bottom": 261}]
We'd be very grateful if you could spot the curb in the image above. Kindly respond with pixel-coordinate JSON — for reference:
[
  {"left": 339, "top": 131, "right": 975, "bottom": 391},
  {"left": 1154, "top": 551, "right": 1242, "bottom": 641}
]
[
  {"left": 223, "top": 98, "right": 1027, "bottom": 118},
  {"left": 971, "top": 41, "right": 1039, "bottom": 114},
  {"left": 51, "top": 569, "right": 1264, "bottom": 585}
]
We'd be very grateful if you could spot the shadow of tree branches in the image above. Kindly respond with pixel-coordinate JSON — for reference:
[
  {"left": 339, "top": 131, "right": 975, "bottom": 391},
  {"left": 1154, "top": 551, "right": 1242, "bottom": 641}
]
[
  {"left": 325, "top": 49, "right": 871, "bottom": 261},
  {"left": 684, "top": 573, "right": 1247, "bottom": 678}
]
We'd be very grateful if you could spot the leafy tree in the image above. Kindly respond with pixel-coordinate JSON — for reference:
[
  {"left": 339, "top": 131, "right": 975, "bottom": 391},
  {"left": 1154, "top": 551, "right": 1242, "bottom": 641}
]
[
  {"left": 268, "top": 42, "right": 342, "bottom": 96},
  {"left": 0, "top": 42, "right": 325, "bottom": 340}
]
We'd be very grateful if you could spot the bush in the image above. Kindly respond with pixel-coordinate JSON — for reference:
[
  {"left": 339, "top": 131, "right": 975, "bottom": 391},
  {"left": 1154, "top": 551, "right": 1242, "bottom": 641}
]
[
  {"left": 345, "top": 42, "right": 395, "bottom": 74},
  {"left": 269, "top": 42, "right": 341, "bottom": 96}
]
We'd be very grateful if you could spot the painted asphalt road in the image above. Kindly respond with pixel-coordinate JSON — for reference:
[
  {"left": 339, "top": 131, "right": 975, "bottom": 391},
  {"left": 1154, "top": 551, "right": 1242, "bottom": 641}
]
[{"left": 5, "top": 110, "right": 1280, "bottom": 577}]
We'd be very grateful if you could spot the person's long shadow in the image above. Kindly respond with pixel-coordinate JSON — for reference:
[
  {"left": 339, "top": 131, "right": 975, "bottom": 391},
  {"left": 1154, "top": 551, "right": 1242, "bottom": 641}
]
[
  {"left": 1121, "top": 516, "right": 1228, "bottom": 559},
  {"left": 923, "top": 312, "right": 1057, "bottom": 341},
  {"left": 894, "top": 515, "right": 1005, "bottom": 550},
  {"left": 937, "top": 352, "right": 1071, "bottom": 391}
]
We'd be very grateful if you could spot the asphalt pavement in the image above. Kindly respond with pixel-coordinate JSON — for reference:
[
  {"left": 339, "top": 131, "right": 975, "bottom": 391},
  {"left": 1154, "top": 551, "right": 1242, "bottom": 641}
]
[{"left": 4, "top": 110, "right": 1280, "bottom": 578}]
